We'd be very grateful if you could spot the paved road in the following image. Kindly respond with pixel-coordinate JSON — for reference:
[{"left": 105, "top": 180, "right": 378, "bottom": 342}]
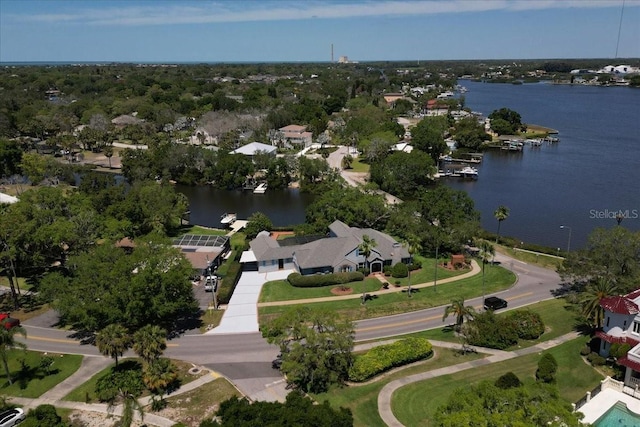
[{"left": 18, "top": 251, "right": 562, "bottom": 406}]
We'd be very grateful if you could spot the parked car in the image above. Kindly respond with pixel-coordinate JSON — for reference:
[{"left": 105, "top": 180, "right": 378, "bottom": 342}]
[
  {"left": 484, "top": 296, "right": 508, "bottom": 311},
  {"left": 272, "top": 353, "right": 283, "bottom": 370},
  {"left": 0, "top": 313, "right": 20, "bottom": 330},
  {"left": 204, "top": 276, "right": 218, "bottom": 292},
  {"left": 0, "top": 408, "right": 25, "bottom": 427}
]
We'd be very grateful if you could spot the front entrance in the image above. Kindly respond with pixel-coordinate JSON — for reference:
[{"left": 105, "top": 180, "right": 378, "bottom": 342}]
[
  {"left": 278, "top": 259, "right": 284, "bottom": 269},
  {"left": 370, "top": 260, "right": 383, "bottom": 273}
]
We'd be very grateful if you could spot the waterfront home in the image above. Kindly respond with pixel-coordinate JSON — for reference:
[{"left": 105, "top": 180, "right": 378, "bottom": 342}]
[
  {"left": 596, "top": 289, "right": 640, "bottom": 389},
  {"left": 230, "top": 141, "right": 277, "bottom": 159},
  {"left": 172, "top": 234, "right": 231, "bottom": 276},
  {"left": 243, "top": 220, "right": 410, "bottom": 275}
]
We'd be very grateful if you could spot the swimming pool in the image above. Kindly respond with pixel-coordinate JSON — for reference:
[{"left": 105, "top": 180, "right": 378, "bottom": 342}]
[{"left": 595, "top": 401, "right": 640, "bottom": 427}]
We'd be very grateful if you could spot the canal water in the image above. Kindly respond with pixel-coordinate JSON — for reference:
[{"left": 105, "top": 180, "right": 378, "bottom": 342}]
[
  {"left": 447, "top": 80, "right": 640, "bottom": 250},
  {"left": 178, "top": 81, "right": 640, "bottom": 250},
  {"left": 176, "top": 185, "right": 313, "bottom": 228}
]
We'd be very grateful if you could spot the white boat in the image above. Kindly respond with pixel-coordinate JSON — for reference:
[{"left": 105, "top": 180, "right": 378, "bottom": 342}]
[
  {"left": 253, "top": 182, "right": 268, "bottom": 194},
  {"left": 460, "top": 166, "right": 479, "bottom": 178},
  {"left": 220, "top": 213, "right": 236, "bottom": 225}
]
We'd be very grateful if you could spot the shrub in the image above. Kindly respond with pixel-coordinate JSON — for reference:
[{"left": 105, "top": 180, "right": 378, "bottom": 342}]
[
  {"left": 580, "top": 345, "right": 591, "bottom": 356},
  {"left": 408, "top": 262, "right": 421, "bottom": 271},
  {"left": 495, "top": 372, "right": 522, "bottom": 389},
  {"left": 391, "top": 262, "right": 409, "bottom": 278},
  {"left": 587, "top": 352, "right": 606, "bottom": 366},
  {"left": 383, "top": 265, "right": 392, "bottom": 275},
  {"left": 507, "top": 310, "right": 545, "bottom": 340},
  {"left": 536, "top": 353, "right": 558, "bottom": 383},
  {"left": 348, "top": 338, "right": 433, "bottom": 382},
  {"left": 287, "top": 271, "right": 364, "bottom": 288},
  {"left": 357, "top": 267, "right": 370, "bottom": 276},
  {"left": 610, "top": 343, "right": 632, "bottom": 359},
  {"left": 465, "top": 311, "right": 519, "bottom": 350}
]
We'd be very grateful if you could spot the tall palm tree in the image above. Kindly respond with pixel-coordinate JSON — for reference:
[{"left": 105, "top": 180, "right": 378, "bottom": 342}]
[
  {"left": 358, "top": 235, "right": 377, "bottom": 304},
  {"left": 132, "top": 325, "right": 167, "bottom": 366},
  {"left": 142, "top": 357, "right": 178, "bottom": 397},
  {"left": 403, "top": 235, "right": 422, "bottom": 298},
  {"left": 111, "top": 387, "right": 144, "bottom": 427},
  {"left": 494, "top": 205, "right": 510, "bottom": 244},
  {"left": 479, "top": 241, "right": 495, "bottom": 305},
  {"left": 442, "top": 298, "right": 476, "bottom": 332},
  {"left": 0, "top": 322, "right": 26, "bottom": 385},
  {"left": 96, "top": 324, "right": 131, "bottom": 368},
  {"left": 580, "top": 278, "right": 620, "bottom": 329}
]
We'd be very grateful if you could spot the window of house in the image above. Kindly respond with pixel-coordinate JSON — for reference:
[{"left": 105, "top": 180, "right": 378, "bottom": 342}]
[
  {"left": 624, "top": 320, "right": 627, "bottom": 329},
  {"left": 606, "top": 316, "right": 610, "bottom": 327},
  {"left": 633, "top": 322, "right": 640, "bottom": 335}
]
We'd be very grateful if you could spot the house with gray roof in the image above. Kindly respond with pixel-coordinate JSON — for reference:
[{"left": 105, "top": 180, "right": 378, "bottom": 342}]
[{"left": 244, "top": 220, "right": 410, "bottom": 274}]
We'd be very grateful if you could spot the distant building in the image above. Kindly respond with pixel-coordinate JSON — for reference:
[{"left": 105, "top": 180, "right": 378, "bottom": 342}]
[
  {"left": 111, "top": 114, "right": 144, "bottom": 128},
  {"left": 274, "top": 125, "right": 313, "bottom": 148},
  {"left": 230, "top": 141, "right": 277, "bottom": 158}
]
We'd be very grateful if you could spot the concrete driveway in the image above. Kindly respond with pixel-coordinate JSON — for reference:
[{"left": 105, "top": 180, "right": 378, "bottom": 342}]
[{"left": 208, "top": 269, "right": 294, "bottom": 335}]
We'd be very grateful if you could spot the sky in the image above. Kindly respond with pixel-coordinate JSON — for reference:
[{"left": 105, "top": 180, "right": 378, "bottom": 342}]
[{"left": 1, "top": 0, "right": 639, "bottom": 63}]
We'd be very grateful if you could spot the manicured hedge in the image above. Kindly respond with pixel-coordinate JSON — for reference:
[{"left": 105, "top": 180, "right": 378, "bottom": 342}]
[
  {"left": 391, "top": 262, "right": 408, "bottom": 278},
  {"left": 348, "top": 338, "right": 433, "bottom": 382},
  {"left": 287, "top": 271, "right": 364, "bottom": 288}
]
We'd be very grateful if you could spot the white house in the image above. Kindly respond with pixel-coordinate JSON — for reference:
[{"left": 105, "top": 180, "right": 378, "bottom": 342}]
[
  {"left": 275, "top": 125, "right": 313, "bottom": 148},
  {"left": 230, "top": 142, "right": 277, "bottom": 158},
  {"left": 596, "top": 289, "right": 640, "bottom": 388}
]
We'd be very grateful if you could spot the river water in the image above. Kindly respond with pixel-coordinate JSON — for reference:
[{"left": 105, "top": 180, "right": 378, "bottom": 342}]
[
  {"left": 447, "top": 80, "right": 640, "bottom": 250},
  {"left": 178, "top": 81, "right": 640, "bottom": 250}
]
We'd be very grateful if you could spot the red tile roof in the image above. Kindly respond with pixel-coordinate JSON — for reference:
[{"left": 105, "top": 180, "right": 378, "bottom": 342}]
[
  {"left": 601, "top": 296, "right": 639, "bottom": 315},
  {"left": 618, "top": 354, "right": 640, "bottom": 372},
  {"left": 595, "top": 330, "right": 640, "bottom": 347},
  {"left": 627, "top": 289, "right": 640, "bottom": 300}
]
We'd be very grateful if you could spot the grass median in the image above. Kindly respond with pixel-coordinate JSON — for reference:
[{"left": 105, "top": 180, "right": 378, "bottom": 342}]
[{"left": 258, "top": 265, "right": 515, "bottom": 324}]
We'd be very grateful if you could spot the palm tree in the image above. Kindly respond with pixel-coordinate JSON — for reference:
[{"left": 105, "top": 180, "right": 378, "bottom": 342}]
[
  {"left": 494, "top": 205, "right": 510, "bottom": 244},
  {"left": 403, "top": 235, "right": 422, "bottom": 298},
  {"left": 358, "top": 235, "right": 377, "bottom": 304},
  {"left": 111, "top": 387, "right": 144, "bottom": 427},
  {"left": 103, "top": 145, "right": 114, "bottom": 169},
  {"left": 442, "top": 298, "right": 476, "bottom": 332},
  {"left": 580, "top": 278, "right": 620, "bottom": 329},
  {"left": 0, "top": 322, "right": 27, "bottom": 385},
  {"left": 132, "top": 325, "right": 167, "bottom": 366},
  {"left": 142, "top": 357, "right": 178, "bottom": 397},
  {"left": 96, "top": 324, "right": 131, "bottom": 368},
  {"left": 479, "top": 241, "right": 495, "bottom": 305}
]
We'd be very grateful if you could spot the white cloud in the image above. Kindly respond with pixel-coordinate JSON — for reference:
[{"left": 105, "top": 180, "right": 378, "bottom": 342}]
[{"left": 17, "top": 0, "right": 639, "bottom": 26}]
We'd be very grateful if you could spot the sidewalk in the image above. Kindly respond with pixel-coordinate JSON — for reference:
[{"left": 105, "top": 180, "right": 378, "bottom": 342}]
[
  {"left": 257, "top": 260, "right": 480, "bottom": 307},
  {"left": 9, "top": 355, "right": 222, "bottom": 427},
  {"left": 377, "top": 331, "right": 580, "bottom": 427}
]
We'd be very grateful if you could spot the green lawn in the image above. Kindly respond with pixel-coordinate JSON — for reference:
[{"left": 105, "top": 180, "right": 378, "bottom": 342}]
[
  {"left": 312, "top": 347, "right": 486, "bottom": 427},
  {"left": 349, "top": 158, "right": 370, "bottom": 173},
  {"left": 259, "top": 278, "right": 383, "bottom": 302},
  {"left": 259, "top": 265, "right": 515, "bottom": 323},
  {"left": 0, "top": 351, "right": 83, "bottom": 398},
  {"left": 392, "top": 337, "right": 603, "bottom": 427},
  {"left": 497, "top": 245, "right": 564, "bottom": 270},
  {"left": 180, "top": 225, "right": 228, "bottom": 236}
]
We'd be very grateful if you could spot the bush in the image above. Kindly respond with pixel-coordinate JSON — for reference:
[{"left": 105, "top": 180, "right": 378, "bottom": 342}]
[
  {"left": 408, "top": 262, "right": 421, "bottom": 271},
  {"left": 348, "top": 338, "right": 433, "bottom": 382},
  {"left": 383, "top": 265, "right": 391, "bottom": 276},
  {"left": 580, "top": 345, "right": 591, "bottom": 356},
  {"left": 587, "top": 352, "right": 606, "bottom": 366},
  {"left": 507, "top": 310, "right": 545, "bottom": 340},
  {"left": 465, "top": 311, "right": 519, "bottom": 350},
  {"left": 610, "top": 343, "right": 632, "bottom": 359},
  {"left": 287, "top": 271, "right": 364, "bottom": 288},
  {"left": 536, "top": 353, "right": 558, "bottom": 383},
  {"left": 495, "top": 372, "right": 522, "bottom": 389},
  {"left": 391, "top": 262, "right": 409, "bottom": 278}
]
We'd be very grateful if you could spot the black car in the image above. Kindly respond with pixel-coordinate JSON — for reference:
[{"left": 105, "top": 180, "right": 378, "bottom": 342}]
[
  {"left": 484, "top": 296, "right": 508, "bottom": 311},
  {"left": 272, "top": 354, "right": 283, "bottom": 370}
]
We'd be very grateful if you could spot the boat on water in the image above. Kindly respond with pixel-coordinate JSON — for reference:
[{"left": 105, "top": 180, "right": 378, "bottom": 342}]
[
  {"left": 220, "top": 213, "right": 237, "bottom": 226},
  {"left": 525, "top": 138, "right": 543, "bottom": 146},
  {"left": 460, "top": 166, "right": 479, "bottom": 179},
  {"left": 253, "top": 182, "right": 268, "bottom": 194}
]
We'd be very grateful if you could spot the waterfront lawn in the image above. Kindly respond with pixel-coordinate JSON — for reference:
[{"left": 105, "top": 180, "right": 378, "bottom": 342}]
[
  {"left": 0, "top": 351, "right": 82, "bottom": 398},
  {"left": 391, "top": 336, "right": 603, "bottom": 427},
  {"left": 387, "top": 256, "right": 469, "bottom": 287},
  {"left": 259, "top": 265, "right": 515, "bottom": 323},
  {"left": 259, "top": 278, "right": 384, "bottom": 302},
  {"left": 312, "top": 347, "right": 486, "bottom": 427},
  {"left": 496, "top": 245, "right": 564, "bottom": 270}
]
